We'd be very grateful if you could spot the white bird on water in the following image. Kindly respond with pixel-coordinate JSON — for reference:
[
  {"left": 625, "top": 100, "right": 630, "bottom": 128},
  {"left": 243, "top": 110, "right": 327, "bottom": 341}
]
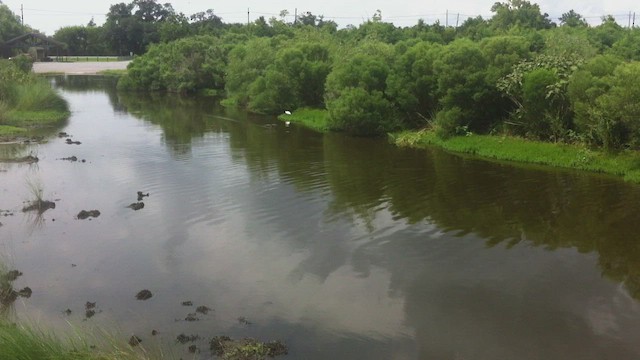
[{"left": 284, "top": 110, "right": 291, "bottom": 115}]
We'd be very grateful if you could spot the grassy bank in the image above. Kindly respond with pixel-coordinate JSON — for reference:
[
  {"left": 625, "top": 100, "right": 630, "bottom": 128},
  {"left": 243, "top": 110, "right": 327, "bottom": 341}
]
[
  {"left": 393, "top": 130, "right": 640, "bottom": 183},
  {"left": 278, "top": 108, "right": 330, "bottom": 132},
  {"left": 99, "top": 69, "right": 128, "bottom": 77},
  {"left": 0, "top": 59, "right": 69, "bottom": 141}
]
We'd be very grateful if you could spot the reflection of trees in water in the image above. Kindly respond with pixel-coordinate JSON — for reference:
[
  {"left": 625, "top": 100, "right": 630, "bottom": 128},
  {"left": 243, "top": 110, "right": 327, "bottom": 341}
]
[
  {"left": 117, "top": 92, "right": 216, "bottom": 158},
  {"left": 52, "top": 75, "right": 123, "bottom": 112},
  {"left": 81, "top": 79, "right": 640, "bottom": 302},
  {"left": 236, "top": 125, "right": 640, "bottom": 301}
]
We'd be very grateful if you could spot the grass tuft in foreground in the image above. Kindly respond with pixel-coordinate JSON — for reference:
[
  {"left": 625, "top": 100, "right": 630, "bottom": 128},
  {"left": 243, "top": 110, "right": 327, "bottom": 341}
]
[
  {"left": 278, "top": 108, "right": 330, "bottom": 132},
  {"left": 392, "top": 130, "right": 640, "bottom": 183},
  {"left": 0, "top": 320, "right": 162, "bottom": 360}
]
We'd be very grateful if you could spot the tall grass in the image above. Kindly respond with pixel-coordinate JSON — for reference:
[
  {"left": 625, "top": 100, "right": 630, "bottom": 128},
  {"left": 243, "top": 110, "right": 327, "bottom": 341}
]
[
  {"left": 0, "top": 321, "right": 161, "bottom": 360},
  {"left": 393, "top": 130, "right": 640, "bottom": 183},
  {"left": 0, "top": 60, "right": 69, "bottom": 134},
  {"left": 11, "top": 81, "right": 68, "bottom": 113}
]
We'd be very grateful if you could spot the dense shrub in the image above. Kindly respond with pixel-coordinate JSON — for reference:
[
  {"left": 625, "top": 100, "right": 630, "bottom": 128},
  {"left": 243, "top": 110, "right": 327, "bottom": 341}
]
[{"left": 118, "top": 35, "right": 227, "bottom": 93}]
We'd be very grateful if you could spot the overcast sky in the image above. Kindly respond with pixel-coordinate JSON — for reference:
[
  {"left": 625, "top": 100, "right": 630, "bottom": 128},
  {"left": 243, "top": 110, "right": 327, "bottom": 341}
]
[{"left": 2, "top": 0, "right": 639, "bottom": 35}]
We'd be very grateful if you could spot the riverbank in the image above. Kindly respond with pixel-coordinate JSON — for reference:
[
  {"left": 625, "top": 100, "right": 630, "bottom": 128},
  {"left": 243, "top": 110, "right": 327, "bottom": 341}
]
[
  {"left": 0, "top": 60, "right": 70, "bottom": 142},
  {"left": 392, "top": 130, "right": 640, "bottom": 183}
]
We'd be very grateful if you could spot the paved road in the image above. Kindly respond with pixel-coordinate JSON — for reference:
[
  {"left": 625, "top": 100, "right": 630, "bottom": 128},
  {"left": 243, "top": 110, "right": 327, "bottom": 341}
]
[{"left": 33, "top": 61, "right": 131, "bottom": 75}]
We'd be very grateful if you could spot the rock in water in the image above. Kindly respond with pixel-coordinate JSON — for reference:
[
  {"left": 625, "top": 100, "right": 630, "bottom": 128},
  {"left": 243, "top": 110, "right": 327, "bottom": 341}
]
[
  {"left": 135, "top": 289, "right": 153, "bottom": 300},
  {"left": 127, "top": 202, "right": 144, "bottom": 211}
]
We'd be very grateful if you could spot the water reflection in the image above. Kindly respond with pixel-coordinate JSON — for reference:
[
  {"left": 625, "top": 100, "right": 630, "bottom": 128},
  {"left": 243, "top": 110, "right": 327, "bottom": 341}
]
[{"left": 5, "top": 75, "right": 638, "bottom": 358}]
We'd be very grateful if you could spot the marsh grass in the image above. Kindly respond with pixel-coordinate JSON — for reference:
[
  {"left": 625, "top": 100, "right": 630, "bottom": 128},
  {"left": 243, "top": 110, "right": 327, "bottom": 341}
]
[
  {"left": 11, "top": 81, "right": 68, "bottom": 113},
  {"left": 393, "top": 130, "right": 640, "bottom": 183},
  {"left": 0, "top": 320, "right": 166, "bottom": 360},
  {"left": 4, "top": 110, "right": 69, "bottom": 128},
  {"left": 278, "top": 108, "right": 330, "bottom": 132},
  {"left": 0, "top": 125, "right": 27, "bottom": 137}
]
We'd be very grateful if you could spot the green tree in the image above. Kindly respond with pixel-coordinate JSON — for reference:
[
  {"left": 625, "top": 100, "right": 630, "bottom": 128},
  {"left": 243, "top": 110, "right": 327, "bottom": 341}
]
[
  {"left": 0, "top": 4, "right": 25, "bottom": 43},
  {"left": 386, "top": 41, "right": 441, "bottom": 128},
  {"left": 325, "top": 41, "right": 400, "bottom": 135},
  {"left": 432, "top": 39, "right": 493, "bottom": 133},
  {"left": 594, "top": 62, "right": 640, "bottom": 149},
  {"left": 103, "top": 0, "right": 176, "bottom": 55},
  {"left": 498, "top": 55, "right": 580, "bottom": 139},
  {"left": 542, "top": 27, "right": 597, "bottom": 60},
  {"left": 609, "top": 29, "right": 640, "bottom": 61},
  {"left": 225, "top": 37, "right": 278, "bottom": 106},
  {"left": 588, "top": 15, "right": 624, "bottom": 51},
  {"left": 119, "top": 35, "right": 227, "bottom": 93},
  {"left": 53, "top": 26, "right": 106, "bottom": 55},
  {"left": 559, "top": 10, "right": 587, "bottom": 27},
  {"left": 490, "top": 0, "right": 555, "bottom": 31},
  {"left": 567, "top": 55, "right": 622, "bottom": 146}
]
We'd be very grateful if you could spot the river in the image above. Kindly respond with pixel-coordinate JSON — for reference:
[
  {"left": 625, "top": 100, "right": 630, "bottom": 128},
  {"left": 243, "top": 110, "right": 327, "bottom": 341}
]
[{"left": 2, "top": 76, "right": 640, "bottom": 359}]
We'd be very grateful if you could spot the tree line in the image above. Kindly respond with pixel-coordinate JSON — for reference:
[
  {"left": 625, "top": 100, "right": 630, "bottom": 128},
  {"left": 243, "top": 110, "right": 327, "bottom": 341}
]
[{"left": 4, "top": 0, "right": 640, "bottom": 150}]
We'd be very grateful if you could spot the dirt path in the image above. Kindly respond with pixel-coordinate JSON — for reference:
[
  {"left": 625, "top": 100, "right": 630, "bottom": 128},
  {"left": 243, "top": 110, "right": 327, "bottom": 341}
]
[{"left": 33, "top": 61, "right": 130, "bottom": 75}]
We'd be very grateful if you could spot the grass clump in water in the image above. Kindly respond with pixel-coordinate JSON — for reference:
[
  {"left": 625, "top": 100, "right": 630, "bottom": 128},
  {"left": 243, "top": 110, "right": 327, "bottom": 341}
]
[
  {"left": 278, "top": 108, "right": 329, "bottom": 132},
  {"left": 393, "top": 130, "right": 640, "bottom": 183}
]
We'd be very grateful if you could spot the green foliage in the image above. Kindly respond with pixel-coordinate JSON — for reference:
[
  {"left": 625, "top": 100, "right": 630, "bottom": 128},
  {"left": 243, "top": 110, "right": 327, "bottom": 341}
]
[
  {"left": 54, "top": 26, "right": 108, "bottom": 55},
  {"left": 567, "top": 55, "right": 622, "bottom": 146},
  {"left": 0, "top": 320, "right": 158, "bottom": 360},
  {"left": 592, "top": 62, "right": 640, "bottom": 150},
  {"left": 119, "top": 35, "right": 227, "bottom": 93},
  {"left": 11, "top": 54, "right": 34, "bottom": 73},
  {"left": 246, "top": 38, "right": 334, "bottom": 113},
  {"left": 394, "top": 130, "right": 640, "bottom": 183},
  {"left": 225, "top": 37, "right": 277, "bottom": 106},
  {"left": 386, "top": 41, "right": 441, "bottom": 128},
  {"left": 327, "top": 87, "right": 400, "bottom": 136},
  {"left": 558, "top": 10, "right": 588, "bottom": 27},
  {"left": 541, "top": 27, "right": 597, "bottom": 60},
  {"left": 609, "top": 29, "right": 640, "bottom": 61},
  {"left": 498, "top": 54, "right": 581, "bottom": 139},
  {"left": 490, "top": 0, "right": 555, "bottom": 31},
  {"left": 0, "top": 60, "right": 69, "bottom": 134},
  {"left": 432, "top": 39, "right": 494, "bottom": 132},
  {"left": 324, "top": 41, "right": 400, "bottom": 136},
  {"left": 278, "top": 108, "right": 330, "bottom": 132},
  {"left": 588, "top": 16, "right": 624, "bottom": 51},
  {"left": 434, "top": 107, "right": 467, "bottom": 139},
  {"left": 0, "top": 4, "right": 25, "bottom": 43}
]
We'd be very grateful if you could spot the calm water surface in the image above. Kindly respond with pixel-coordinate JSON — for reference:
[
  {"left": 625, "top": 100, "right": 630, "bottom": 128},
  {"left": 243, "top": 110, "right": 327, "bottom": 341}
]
[{"left": 2, "top": 76, "right": 640, "bottom": 359}]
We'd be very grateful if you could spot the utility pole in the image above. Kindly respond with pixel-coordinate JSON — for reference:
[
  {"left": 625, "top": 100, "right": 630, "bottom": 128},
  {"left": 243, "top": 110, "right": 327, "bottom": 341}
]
[
  {"left": 456, "top": 13, "right": 460, "bottom": 27},
  {"left": 633, "top": 12, "right": 636, "bottom": 28},
  {"left": 21, "top": 4, "right": 24, "bottom": 27},
  {"left": 446, "top": 10, "right": 448, "bottom": 27},
  {"left": 247, "top": 8, "right": 250, "bottom": 26},
  {"left": 294, "top": 8, "right": 297, "bottom": 24}
]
